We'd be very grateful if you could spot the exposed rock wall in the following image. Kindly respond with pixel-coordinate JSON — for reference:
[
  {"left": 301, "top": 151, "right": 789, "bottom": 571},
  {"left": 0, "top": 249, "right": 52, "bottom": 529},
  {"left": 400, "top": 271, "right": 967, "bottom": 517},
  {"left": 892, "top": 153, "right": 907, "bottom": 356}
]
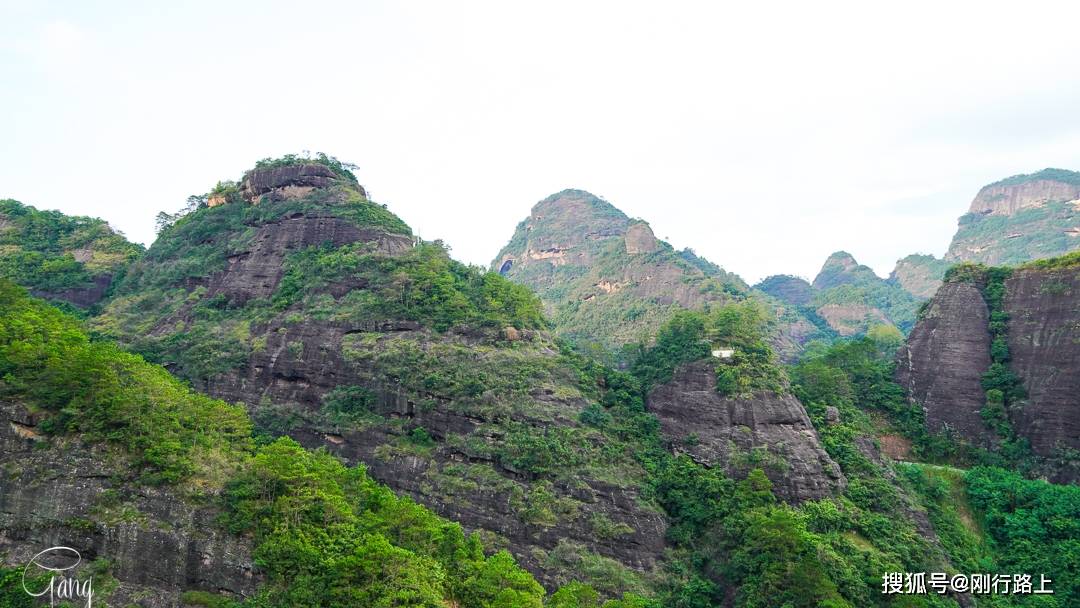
[
  {"left": 895, "top": 280, "right": 995, "bottom": 446},
  {"left": 897, "top": 266, "right": 1080, "bottom": 481},
  {"left": 968, "top": 179, "right": 1080, "bottom": 217},
  {"left": 0, "top": 401, "right": 257, "bottom": 607},
  {"left": 647, "top": 361, "right": 846, "bottom": 503},
  {"left": 1002, "top": 267, "right": 1080, "bottom": 474}
]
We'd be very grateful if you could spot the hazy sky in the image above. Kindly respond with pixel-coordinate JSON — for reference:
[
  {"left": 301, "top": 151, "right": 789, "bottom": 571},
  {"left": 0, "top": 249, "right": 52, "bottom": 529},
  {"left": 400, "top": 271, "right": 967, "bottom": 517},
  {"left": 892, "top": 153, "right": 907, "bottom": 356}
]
[{"left": 3, "top": 1, "right": 1080, "bottom": 284}]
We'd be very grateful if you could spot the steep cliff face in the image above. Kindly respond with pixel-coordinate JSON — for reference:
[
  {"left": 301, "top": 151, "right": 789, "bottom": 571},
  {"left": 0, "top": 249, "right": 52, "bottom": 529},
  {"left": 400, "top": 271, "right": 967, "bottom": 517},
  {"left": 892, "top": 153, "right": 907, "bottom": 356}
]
[
  {"left": 0, "top": 401, "right": 257, "bottom": 607},
  {"left": 895, "top": 280, "right": 995, "bottom": 447},
  {"left": 0, "top": 199, "right": 143, "bottom": 308},
  {"left": 493, "top": 190, "right": 749, "bottom": 350},
  {"left": 897, "top": 258, "right": 1080, "bottom": 481},
  {"left": 93, "top": 165, "right": 668, "bottom": 591},
  {"left": 1001, "top": 265, "right": 1080, "bottom": 470},
  {"left": 648, "top": 361, "right": 846, "bottom": 502},
  {"left": 945, "top": 169, "right": 1080, "bottom": 266}
]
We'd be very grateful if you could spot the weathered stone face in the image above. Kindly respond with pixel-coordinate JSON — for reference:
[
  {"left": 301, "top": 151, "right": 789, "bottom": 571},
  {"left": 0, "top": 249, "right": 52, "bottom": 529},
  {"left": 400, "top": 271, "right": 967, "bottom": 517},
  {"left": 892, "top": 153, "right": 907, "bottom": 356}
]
[
  {"left": 0, "top": 401, "right": 258, "bottom": 607},
  {"left": 31, "top": 274, "right": 115, "bottom": 309},
  {"left": 241, "top": 163, "right": 367, "bottom": 202},
  {"left": 202, "top": 214, "right": 412, "bottom": 305},
  {"left": 897, "top": 267, "right": 1080, "bottom": 482},
  {"left": 1002, "top": 267, "right": 1080, "bottom": 477},
  {"left": 968, "top": 179, "right": 1080, "bottom": 217},
  {"left": 647, "top": 361, "right": 846, "bottom": 503},
  {"left": 624, "top": 222, "right": 658, "bottom": 255},
  {"left": 896, "top": 280, "right": 995, "bottom": 446}
]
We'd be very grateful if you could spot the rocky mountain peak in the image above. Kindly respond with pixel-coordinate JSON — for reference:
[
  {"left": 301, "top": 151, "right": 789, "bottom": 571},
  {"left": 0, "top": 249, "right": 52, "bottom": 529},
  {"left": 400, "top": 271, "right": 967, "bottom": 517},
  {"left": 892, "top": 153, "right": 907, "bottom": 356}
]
[
  {"left": 945, "top": 168, "right": 1080, "bottom": 265},
  {"left": 207, "top": 155, "right": 368, "bottom": 208},
  {"left": 968, "top": 168, "right": 1080, "bottom": 217}
]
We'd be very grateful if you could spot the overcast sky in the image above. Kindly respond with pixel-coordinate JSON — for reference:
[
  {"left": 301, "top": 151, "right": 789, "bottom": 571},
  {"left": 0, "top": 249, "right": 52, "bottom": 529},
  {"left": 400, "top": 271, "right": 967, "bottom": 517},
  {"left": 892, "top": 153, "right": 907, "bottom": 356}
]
[{"left": 3, "top": 1, "right": 1080, "bottom": 284}]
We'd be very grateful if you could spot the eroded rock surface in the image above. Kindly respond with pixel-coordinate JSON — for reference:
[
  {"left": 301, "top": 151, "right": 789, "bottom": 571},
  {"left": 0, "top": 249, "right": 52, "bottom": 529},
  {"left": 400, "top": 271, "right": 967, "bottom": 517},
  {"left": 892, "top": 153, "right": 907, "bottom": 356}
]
[
  {"left": 0, "top": 401, "right": 257, "bottom": 607},
  {"left": 648, "top": 361, "right": 846, "bottom": 503},
  {"left": 896, "top": 280, "right": 994, "bottom": 446}
]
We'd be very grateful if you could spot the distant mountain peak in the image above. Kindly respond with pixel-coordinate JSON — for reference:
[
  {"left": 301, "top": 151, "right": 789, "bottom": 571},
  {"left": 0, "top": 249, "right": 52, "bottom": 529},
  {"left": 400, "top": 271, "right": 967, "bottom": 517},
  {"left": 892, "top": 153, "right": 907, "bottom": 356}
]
[
  {"left": 946, "top": 167, "right": 1080, "bottom": 265},
  {"left": 813, "top": 251, "right": 879, "bottom": 290},
  {"left": 492, "top": 190, "right": 747, "bottom": 349}
]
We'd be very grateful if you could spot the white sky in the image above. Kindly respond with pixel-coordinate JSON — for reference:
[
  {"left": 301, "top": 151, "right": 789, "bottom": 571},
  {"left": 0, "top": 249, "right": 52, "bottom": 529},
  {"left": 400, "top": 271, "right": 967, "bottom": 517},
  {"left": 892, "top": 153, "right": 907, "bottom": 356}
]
[{"left": 3, "top": 1, "right": 1080, "bottom": 284}]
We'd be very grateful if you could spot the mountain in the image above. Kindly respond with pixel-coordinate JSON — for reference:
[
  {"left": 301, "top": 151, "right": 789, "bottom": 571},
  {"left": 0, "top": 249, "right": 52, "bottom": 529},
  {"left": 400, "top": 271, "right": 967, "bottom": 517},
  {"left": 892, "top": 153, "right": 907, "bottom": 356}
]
[
  {"left": 3, "top": 156, "right": 1079, "bottom": 606},
  {"left": 0, "top": 279, "right": 561, "bottom": 607},
  {"left": 889, "top": 253, "right": 950, "bottom": 299},
  {"left": 0, "top": 199, "right": 143, "bottom": 309},
  {"left": 91, "top": 161, "right": 673, "bottom": 594},
  {"left": 757, "top": 251, "right": 920, "bottom": 337},
  {"left": 946, "top": 168, "right": 1080, "bottom": 265},
  {"left": 897, "top": 252, "right": 1080, "bottom": 483},
  {"left": 880, "top": 168, "right": 1080, "bottom": 302},
  {"left": 491, "top": 189, "right": 748, "bottom": 351}
]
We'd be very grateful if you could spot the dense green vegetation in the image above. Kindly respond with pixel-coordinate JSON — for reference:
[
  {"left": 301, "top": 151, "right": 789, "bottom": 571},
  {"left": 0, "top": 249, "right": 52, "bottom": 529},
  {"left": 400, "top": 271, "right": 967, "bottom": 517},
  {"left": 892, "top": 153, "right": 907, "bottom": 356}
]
[
  {"left": 0, "top": 282, "right": 651, "bottom": 607},
  {"left": 0, "top": 279, "right": 250, "bottom": 485},
  {"left": 95, "top": 186, "right": 542, "bottom": 384},
  {"left": 569, "top": 313, "right": 958, "bottom": 607},
  {"left": 965, "top": 467, "right": 1080, "bottom": 602},
  {"left": 986, "top": 168, "right": 1080, "bottom": 188},
  {"left": 248, "top": 151, "right": 362, "bottom": 183},
  {"left": 949, "top": 200, "right": 1079, "bottom": 266},
  {"left": 0, "top": 199, "right": 142, "bottom": 296},
  {"left": 275, "top": 240, "right": 546, "bottom": 332},
  {"left": 901, "top": 463, "right": 1079, "bottom": 607},
  {"left": 629, "top": 302, "right": 785, "bottom": 397}
]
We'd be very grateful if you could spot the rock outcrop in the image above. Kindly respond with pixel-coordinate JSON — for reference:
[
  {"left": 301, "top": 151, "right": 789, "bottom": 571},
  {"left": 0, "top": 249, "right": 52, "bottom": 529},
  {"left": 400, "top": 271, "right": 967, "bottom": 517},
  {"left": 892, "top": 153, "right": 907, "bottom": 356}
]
[
  {"left": 897, "top": 262, "right": 1080, "bottom": 481},
  {"left": 624, "top": 222, "right": 659, "bottom": 255},
  {"left": 0, "top": 401, "right": 257, "bottom": 607},
  {"left": 241, "top": 163, "right": 366, "bottom": 202},
  {"left": 1001, "top": 265, "right": 1080, "bottom": 473},
  {"left": 648, "top": 361, "right": 846, "bottom": 503},
  {"left": 945, "top": 169, "right": 1080, "bottom": 266},
  {"left": 895, "top": 280, "right": 995, "bottom": 446},
  {"left": 967, "top": 176, "right": 1080, "bottom": 217}
]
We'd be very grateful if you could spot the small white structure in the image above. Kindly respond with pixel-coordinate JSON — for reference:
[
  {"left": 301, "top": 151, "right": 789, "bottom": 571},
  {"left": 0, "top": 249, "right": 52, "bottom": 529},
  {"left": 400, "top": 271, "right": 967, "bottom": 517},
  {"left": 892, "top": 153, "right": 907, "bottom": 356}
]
[{"left": 712, "top": 348, "right": 734, "bottom": 359}]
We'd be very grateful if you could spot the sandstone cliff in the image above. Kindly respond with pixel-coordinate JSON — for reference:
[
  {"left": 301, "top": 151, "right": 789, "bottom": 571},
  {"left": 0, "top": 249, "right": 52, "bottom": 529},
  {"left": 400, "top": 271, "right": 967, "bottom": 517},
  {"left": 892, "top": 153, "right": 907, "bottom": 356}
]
[
  {"left": 945, "top": 169, "right": 1080, "bottom": 266},
  {"left": 648, "top": 361, "right": 846, "bottom": 502},
  {"left": 897, "top": 258, "right": 1080, "bottom": 482},
  {"left": 895, "top": 280, "right": 995, "bottom": 447},
  {"left": 0, "top": 401, "right": 257, "bottom": 607}
]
